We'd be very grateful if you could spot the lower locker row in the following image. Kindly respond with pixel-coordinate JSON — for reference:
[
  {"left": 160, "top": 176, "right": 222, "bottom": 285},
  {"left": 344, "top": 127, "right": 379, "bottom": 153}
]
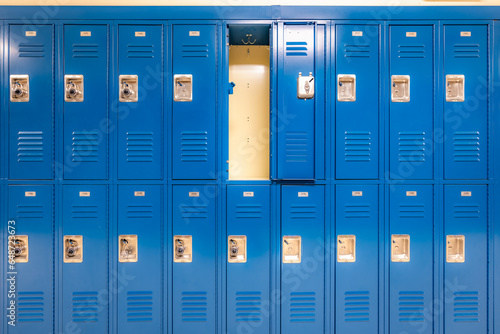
[{"left": 3, "top": 184, "right": 488, "bottom": 334}]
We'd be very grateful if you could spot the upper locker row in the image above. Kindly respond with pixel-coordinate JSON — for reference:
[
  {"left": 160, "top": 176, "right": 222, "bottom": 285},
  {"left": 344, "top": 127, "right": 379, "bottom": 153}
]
[{"left": 4, "top": 22, "right": 489, "bottom": 181}]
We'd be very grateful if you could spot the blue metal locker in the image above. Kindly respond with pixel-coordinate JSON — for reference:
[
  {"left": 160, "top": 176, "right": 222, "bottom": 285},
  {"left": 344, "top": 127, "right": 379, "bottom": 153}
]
[
  {"left": 117, "top": 185, "right": 162, "bottom": 333},
  {"left": 335, "top": 185, "right": 378, "bottom": 334},
  {"left": 277, "top": 23, "right": 317, "bottom": 180},
  {"left": 335, "top": 25, "right": 379, "bottom": 180},
  {"left": 389, "top": 26, "right": 434, "bottom": 180},
  {"left": 172, "top": 185, "right": 217, "bottom": 334},
  {"left": 118, "top": 25, "right": 163, "bottom": 180},
  {"left": 226, "top": 185, "right": 270, "bottom": 334},
  {"left": 172, "top": 25, "right": 217, "bottom": 180},
  {"left": 62, "top": 185, "right": 108, "bottom": 333},
  {"left": 389, "top": 185, "right": 433, "bottom": 334},
  {"left": 444, "top": 25, "right": 488, "bottom": 180},
  {"left": 444, "top": 185, "right": 487, "bottom": 334},
  {"left": 9, "top": 24, "right": 53, "bottom": 180},
  {"left": 63, "top": 25, "right": 108, "bottom": 180},
  {"left": 7, "top": 185, "right": 53, "bottom": 334},
  {"left": 281, "top": 185, "right": 325, "bottom": 334}
]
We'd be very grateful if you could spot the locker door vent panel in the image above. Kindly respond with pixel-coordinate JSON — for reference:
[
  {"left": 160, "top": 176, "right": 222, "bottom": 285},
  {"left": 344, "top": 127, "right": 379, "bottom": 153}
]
[
  {"left": 72, "top": 131, "right": 99, "bottom": 163},
  {"left": 72, "top": 44, "right": 100, "bottom": 58},
  {"left": 453, "top": 203, "right": 480, "bottom": 219},
  {"left": 398, "top": 291, "right": 425, "bottom": 322},
  {"left": 285, "top": 132, "right": 309, "bottom": 163},
  {"left": 127, "top": 291, "right": 153, "bottom": 322},
  {"left": 289, "top": 292, "right": 316, "bottom": 323},
  {"left": 126, "top": 132, "right": 154, "bottom": 162},
  {"left": 18, "top": 43, "right": 46, "bottom": 58},
  {"left": 453, "top": 44, "right": 481, "bottom": 58},
  {"left": 398, "top": 132, "right": 426, "bottom": 162},
  {"left": 18, "top": 291, "right": 45, "bottom": 322},
  {"left": 290, "top": 205, "right": 317, "bottom": 219},
  {"left": 18, "top": 131, "right": 44, "bottom": 162},
  {"left": 344, "top": 203, "right": 372, "bottom": 219},
  {"left": 344, "top": 291, "right": 370, "bottom": 322},
  {"left": 71, "top": 205, "right": 98, "bottom": 219},
  {"left": 235, "top": 204, "right": 263, "bottom": 219},
  {"left": 181, "top": 291, "right": 208, "bottom": 322},
  {"left": 343, "top": 44, "right": 371, "bottom": 58},
  {"left": 398, "top": 204, "right": 425, "bottom": 219},
  {"left": 126, "top": 204, "right": 154, "bottom": 219},
  {"left": 72, "top": 291, "right": 99, "bottom": 322},
  {"left": 17, "top": 204, "right": 45, "bottom": 219},
  {"left": 453, "top": 291, "right": 479, "bottom": 322},
  {"left": 285, "top": 41, "right": 308, "bottom": 57},
  {"left": 180, "top": 204, "right": 208, "bottom": 219},
  {"left": 344, "top": 131, "right": 371, "bottom": 162},
  {"left": 181, "top": 44, "right": 209, "bottom": 58},
  {"left": 397, "top": 44, "right": 426, "bottom": 59},
  {"left": 127, "top": 44, "right": 155, "bottom": 59},
  {"left": 180, "top": 131, "right": 209, "bottom": 162},
  {"left": 235, "top": 291, "right": 262, "bottom": 322},
  {"left": 453, "top": 131, "right": 480, "bottom": 162}
]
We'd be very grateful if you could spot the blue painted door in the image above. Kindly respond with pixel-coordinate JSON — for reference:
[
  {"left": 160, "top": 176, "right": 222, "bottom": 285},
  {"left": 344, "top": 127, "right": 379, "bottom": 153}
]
[
  {"left": 443, "top": 25, "right": 488, "bottom": 179},
  {"left": 389, "top": 185, "right": 433, "bottom": 333},
  {"left": 172, "top": 185, "right": 216, "bottom": 334},
  {"left": 277, "top": 23, "right": 316, "bottom": 180},
  {"left": 62, "top": 185, "right": 108, "bottom": 333},
  {"left": 63, "top": 25, "right": 108, "bottom": 180},
  {"left": 281, "top": 185, "right": 325, "bottom": 334},
  {"left": 172, "top": 25, "right": 217, "bottom": 180},
  {"left": 7, "top": 185, "right": 53, "bottom": 334},
  {"left": 9, "top": 25, "right": 53, "bottom": 180},
  {"left": 118, "top": 25, "right": 163, "bottom": 180},
  {"left": 390, "top": 26, "right": 434, "bottom": 180},
  {"left": 444, "top": 185, "right": 487, "bottom": 334},
  {"left": 335, "top": 185, "right": 378, "bottom": 334},
  {"left": 335, "top": 25, "right": 379, "bottom": 180},
  {"left": 117, "top": 185, "right": 162, "bottom": 333},
  {"left": 226, "top": 185, "right": 270, "bottom": 334}
]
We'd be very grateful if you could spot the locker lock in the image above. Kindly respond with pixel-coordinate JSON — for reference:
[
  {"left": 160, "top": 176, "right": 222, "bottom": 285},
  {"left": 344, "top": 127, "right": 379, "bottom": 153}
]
[
  {"left": 174, "top": 235, "right": 192, "bottom": 263},
  {"left": 10, "top": 75, "right": 30, "bottom": 102},
  {"left": 64, "top": 235, "right": 83, "bottom": 263},
  {"left": 297, "top": 72, "right": 314, "bottom": 99},
  {"left": 119, "top": 75, "right": 138, "bottom": 102},
  {"left": 65, "top": 75, "right": 84, "bottom": 102},
  {"left": 13, "top": 235, "right": 29, "bottom": 263},
  {"left": 228, "top": 236, "right": 247, "bottom": 263},
  {"left": 119, "top": 235, "right": 138, "bottom": 263}
]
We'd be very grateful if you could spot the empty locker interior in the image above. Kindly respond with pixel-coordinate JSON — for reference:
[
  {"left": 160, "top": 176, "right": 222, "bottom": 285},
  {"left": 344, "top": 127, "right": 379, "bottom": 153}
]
[{"left": 0, "top": 4, "right": 498, "bottom": 334}]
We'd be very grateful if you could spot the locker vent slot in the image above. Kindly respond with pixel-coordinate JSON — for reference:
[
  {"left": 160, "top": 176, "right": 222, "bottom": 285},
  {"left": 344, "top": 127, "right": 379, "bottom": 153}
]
[
  {"left": 453, "top": 291, "right": 479, "bottom": 322},
  {"left": 285, "top": 41, "right": 308, "bottom": 57},
  {"left": 344, "top": 204, "right": 371, "bottom": 219},
  {"left": 344, "top": 131, "right": 371, "bottom": 162},
  {"left": 71, "top": 205, "right": 99, "bottom": 219},
  {"left": 18, "top": 43, "right": 46, "bottom": 58},
  {"left": 235, "top": 291, "right": 262, "bottom": 322},
  {"left": 398, "top": 204, "right": 425, "bottom": 219},
  {"left": 180, "top": 131, "right": 208, "bottom": 162},
  {"left": 72, "top": 131, "right": 99, "bottom": 162},
  {"left": 73, "top": 44, "right": 100, "bottom": 58},
  {"left": 290, "top": 205, "right": 317, "bottom": 219},
  {"left": 127, "top": 44, "right": 155, "bottom": 58},
  {"left": 181, "top": 291, "right": 208, "bottom": 322},
  {"left": 18, "top": 291, "right": 44, "bottom": 322},
  {"left": 18, "top": 131, "right": 44, "bottom": 162},
  {"left": 236, "top": 204, "right": 262, "bottom": 218},
  {"left": 398, "top": 132, "right": 426, "bottom": 162},
  {"left": 398, "top": 45, "right": 426, "bottom": 59},
  {"left": 453, "top": 131, "right": 480, "bottom": 162},
  {"left": 72, "top": 291, "right": 99, "bottom": 322},
  {"left": 453, "top": 44, "right": 480, "bottom": 58},
  {"left": 398, "top": 291, "right": 425, "bottom": 322},
  {"left": 126, "top": 132, "right": 154, "bottom": 162},
  {"left": 285, "top": 132, "right": 308, "bottom": 163},
  {"left": 290, "top": 292, "right": 316, "bottom": 322},
  {"left": 344, "top": 44, "right": 371, "bottom": 58},
  {"left": 345, "top": 291, "right": 370, "bottom": 322},
  {"left": 453, "top": 204, "right": 480, "bottom": 219},
  {"left": 17, "top": 205, "right": 45, "bottom": 219},
  {"left": 181, "top": 44, "right": 209, "bottom": 58},
  {"left": 127, "top": 291, "right": 153, "bottom": 322},
  {"left": 126, "top": 204, "right": 154, "bottom": 219},
  {"left": 180, "top": 204, "right": 208, "bottom": 219}
]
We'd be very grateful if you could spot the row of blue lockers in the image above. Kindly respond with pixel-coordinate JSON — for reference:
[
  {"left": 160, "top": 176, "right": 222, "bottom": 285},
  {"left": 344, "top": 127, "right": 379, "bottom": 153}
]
[
  {"left": 0, "top": 22, "right": 495, "bottom": 181},
  {"left": 1, "top": 183, "right": 491, "bottom": 334}
]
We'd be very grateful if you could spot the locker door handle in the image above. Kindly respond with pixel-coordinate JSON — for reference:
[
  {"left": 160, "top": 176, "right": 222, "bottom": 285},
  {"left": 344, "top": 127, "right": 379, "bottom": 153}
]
[
  {"left": 337, "top": 74, "right": 356, "bottom": 102},
  {"left": 337, "top": 235, "right": 356, "bottom": 262},
  {"left": 119, "top": 235, "right": 138, "bottom": 263},
  {"left": 228, "top": 236, "right": 247, "bottom": 263},
  {"left": 174, "top": 235, "right": 192, "bottom": 263},
  {"left": 63, "top": 235, "right": 83, "bottom": 263},
  {"left": 10, "top": 75, "right": 30, "bottom": 102},
  {"left": 391, "top": 75, "right": 410, "bottom": 102},
  {"left": 446, "top": 75, "right": 465, "bottom": 102},
  {"left": 446, "top": 235, "right": 465, "bottom": 263},
  {"left": 12, "top": 235, "right": 29, "bottom": 263},
  {"left": 282, "top": 236, "right": 301, "bottom": 263},
  {"left": 391, "top": 234, "right": 410, "bottom": 262}
]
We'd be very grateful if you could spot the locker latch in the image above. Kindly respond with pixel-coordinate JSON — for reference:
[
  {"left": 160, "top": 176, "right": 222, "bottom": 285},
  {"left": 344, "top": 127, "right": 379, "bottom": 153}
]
[
  {"left": 10, "top": 75, "right": 30, "bottom": 102},
  {"left": 13, "top": 235, "right": 29, "bottom": 263},
  {"left": 64, "top": 235, "right": 83, "bottom": 263},
  {"left": 64, "top": 75, "right": 84, "bottom": 102},
  {"left": 119, "top": 75, "right": 138, "bottom": 102},
  {"left": 446, "top": 235, "right": 465, "bottom": 263},
  {"left": 391, "top": 75, "right": 410, "bottom": 102},
  {"left": 174, "top": 74, "right": 193, "bottom": 102},
  {"left": 337, "top": 235, "right": 356, "bottom": 263},
  {"left": 282, "top": 236, "right": 301, "bottom": 263},
  {"left": 337, "top": 74, "right": 356, "bottom": 102},
  {"left": 446, "top": 75, "right": 465, "bottom": 102},
  {"left": 119, "top": 235, "right": 138, "bottom": 263},
  {"left": 174, "top": 235, "right": 192, "bottom": 263},
  {"left": 228, "top": 82, "right": 236, "bottom": 95},
  {"left": 391, "top": 234, "right": 410, "bottom": 262},
  {"left": 228, "top": 236, "right": 247, "bottom": 263},
  {"left": 297, "top": 72, "right": 314, "bottom": 99}
]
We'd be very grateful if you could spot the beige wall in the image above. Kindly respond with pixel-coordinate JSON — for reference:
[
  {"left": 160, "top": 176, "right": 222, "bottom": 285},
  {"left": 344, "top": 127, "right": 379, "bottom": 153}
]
[{"left": 0, "top": 0, "right": 498, "bottom": 6}]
